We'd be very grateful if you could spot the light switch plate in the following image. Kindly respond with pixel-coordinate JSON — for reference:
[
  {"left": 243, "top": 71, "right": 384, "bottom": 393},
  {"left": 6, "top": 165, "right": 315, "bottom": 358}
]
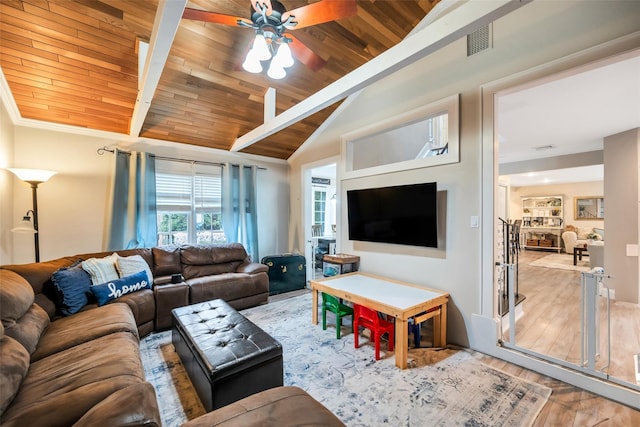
[{"left": 470, "top": 216, "right": 479, "bottom": 228}]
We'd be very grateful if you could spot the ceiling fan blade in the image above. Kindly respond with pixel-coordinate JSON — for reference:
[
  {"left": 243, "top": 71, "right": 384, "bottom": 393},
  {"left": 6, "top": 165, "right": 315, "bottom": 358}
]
[
  {"left": 288, "top": 35, "right": 327, "bottom": 72},
  {"left": 182, "top": 8, "right": 250, "bottom": 27},
  {"left": 284, "top": 0, "right": 357, "bottom": 30},
  {"left": 251, "top": 0, "right": 273, "bottom": 15}
]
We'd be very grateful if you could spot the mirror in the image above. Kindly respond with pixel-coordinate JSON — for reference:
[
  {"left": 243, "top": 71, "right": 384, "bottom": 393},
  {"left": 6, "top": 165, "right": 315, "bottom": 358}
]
[
  {"left": 341, "top": 94, "right": 459, "bottom": 179},
  {"left": 574, "top": 196, "right": 604, "bottom": 220}
]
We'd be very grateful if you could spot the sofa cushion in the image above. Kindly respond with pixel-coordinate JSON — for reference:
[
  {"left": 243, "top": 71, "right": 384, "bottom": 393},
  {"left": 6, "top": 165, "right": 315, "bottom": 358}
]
[
  {"left": 3, "top": 304, "right": 49, "bottom": 356},
  {"left": 0, "top": 270, "right": 51, "bottom": 356},
  {"left": 73, "top": 382, "right": 161, "bottom": 427},
  {"left": 576, "top": 227, "right": 590, "bottom": 240},
  {"left": 0, "top": 270, "right": 35, "bottom": 328},
  {"left": 152, "top": 246, "right": 182, "bottom": 276},
  {"left": 1, "top": 332, "right": 147, "bottom": 427},
  {"left": 180, "top": 244, "right": 248, "bottom": 279},
  {"left": 91, "top": 271, "right": 151, "bottom": 306},
  {"left": 187, "top": 273, "right": 262, "bottom": 305},
  {"left": 82, "top": 253, "right": 120, "bottom": 286},
  {"left": 30, "top": 302, "right": 138, "bottom": 362},
  {"left": 113, "top": 289, "right": 155, "bottom": 332},
  {"left": 0, "top": 335, "right": 30, "bottom": 416},
  {"left": 116, "top": 255, "right": 154, "bottom": 285},
  {"left": 1, "top": 258, "right": 78, "bottom": 319},
  {"left": 51, "top": 261, "right": 93, "bottom": 315}
]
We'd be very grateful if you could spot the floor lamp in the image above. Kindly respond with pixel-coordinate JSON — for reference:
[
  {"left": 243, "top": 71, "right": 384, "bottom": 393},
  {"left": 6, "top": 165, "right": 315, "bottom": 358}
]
[{"left": 9, "top": 168, "right": 57, "bottom": 262}]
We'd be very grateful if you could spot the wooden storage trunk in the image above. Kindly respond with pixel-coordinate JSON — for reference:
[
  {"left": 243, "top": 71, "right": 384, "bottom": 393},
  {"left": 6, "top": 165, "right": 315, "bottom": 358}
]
[
  {"left": 526, "top": 239, "right": 539, "bottom": 246},
  {"left": 539, "top": 239, "right": 554, "bottom": 247},
  {"left": 261, "top": 254, "right": 306, "bottom": 295}
]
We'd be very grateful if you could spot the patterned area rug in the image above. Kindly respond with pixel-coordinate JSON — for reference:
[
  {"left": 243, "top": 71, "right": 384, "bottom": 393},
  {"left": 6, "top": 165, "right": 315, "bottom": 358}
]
[
  {"left": 140, "top": 294, "right": 551, "bottom": 426},
  {"left": 528, "top": 253, "right": 591, "bottom": 272}
]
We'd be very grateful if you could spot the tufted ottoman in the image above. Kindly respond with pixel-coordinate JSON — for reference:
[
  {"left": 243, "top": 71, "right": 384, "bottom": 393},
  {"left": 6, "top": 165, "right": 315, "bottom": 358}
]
[{"left": 172, "top": 299, "right": 283, "bottom": 412}]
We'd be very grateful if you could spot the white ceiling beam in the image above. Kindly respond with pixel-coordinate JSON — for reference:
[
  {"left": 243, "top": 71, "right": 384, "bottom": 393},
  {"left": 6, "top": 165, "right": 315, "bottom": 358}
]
[
  {"left": 231, "top": 0, "right": 532, "bottom": 152},
  {"left": 264, "top": 87, "right": 276, "bottom": 123},
  {"left": 129, "top": 0, "right": 187, "bottom": 137}
]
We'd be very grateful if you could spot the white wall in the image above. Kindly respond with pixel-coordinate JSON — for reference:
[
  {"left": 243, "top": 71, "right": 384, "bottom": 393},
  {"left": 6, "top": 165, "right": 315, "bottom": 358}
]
[
  {"left": 289, "top": 1, "right": 640, "bottom": 348},
  {"left": 604, "top": 128, "right": 640, "bottom": 303},
  {"left": 7, "top": 126, "right": 290, "bottom": 264},
  {"left": 0, "top": 101, "right": 15, "bottom": 264},
  {"left": 11, "top": 127, "right": 115, "bottom": 263}
]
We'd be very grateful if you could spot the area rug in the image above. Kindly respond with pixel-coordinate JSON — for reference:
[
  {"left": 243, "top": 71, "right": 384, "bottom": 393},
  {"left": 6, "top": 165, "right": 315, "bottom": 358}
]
[
  {"left": 528, "top": 253, "right": 590, "bottom": 272},
  {"left": 140, "top": 294, "right": 551, "bottom": 426}
]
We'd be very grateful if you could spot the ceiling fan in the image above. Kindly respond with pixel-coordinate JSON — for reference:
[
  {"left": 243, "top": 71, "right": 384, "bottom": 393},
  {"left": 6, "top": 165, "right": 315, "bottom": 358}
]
[{"left": 182, "top": 0, "right": 357, "bottom": 79}]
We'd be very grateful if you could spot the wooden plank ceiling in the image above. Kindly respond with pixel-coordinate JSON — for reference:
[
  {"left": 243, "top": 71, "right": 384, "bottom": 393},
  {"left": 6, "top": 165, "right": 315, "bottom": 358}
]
[{"left": 0, "top": 0, "right": 439, "bottom": 160}]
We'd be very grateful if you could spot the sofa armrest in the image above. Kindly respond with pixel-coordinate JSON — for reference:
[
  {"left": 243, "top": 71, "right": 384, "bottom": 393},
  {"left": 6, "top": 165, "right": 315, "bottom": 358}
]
[
  {"left": 180, "top": 386, "right": 345, "bottom": 427},
  {"left": 236, "top": 262, "right": 268, "bottom": 275},
  {"left": 73, "top": 382, "right": 161, "bottom": 427}
]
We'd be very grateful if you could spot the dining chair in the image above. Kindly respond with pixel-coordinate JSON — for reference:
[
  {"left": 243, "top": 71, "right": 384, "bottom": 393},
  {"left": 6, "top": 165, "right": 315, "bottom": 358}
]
[
  {"left": 322, "top": 293, "right": 353, "bottom": 339},
  {"left": 353, "top": 304, "right": 395, "bottom": 360}
]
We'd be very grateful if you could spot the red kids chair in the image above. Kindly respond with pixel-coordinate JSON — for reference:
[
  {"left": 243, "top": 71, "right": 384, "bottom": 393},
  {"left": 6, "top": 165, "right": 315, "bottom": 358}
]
[{"left": 353, "top": 304, "right": 395, "bottom": 360}]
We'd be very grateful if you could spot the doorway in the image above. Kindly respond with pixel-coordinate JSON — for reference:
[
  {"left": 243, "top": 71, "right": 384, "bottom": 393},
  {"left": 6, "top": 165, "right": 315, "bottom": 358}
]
[
  {"left": 493, "top": 51, "right": 640, "bottom": 392},
  {"left": 302, "top": 161, "right": 338, "bottom": 282}
]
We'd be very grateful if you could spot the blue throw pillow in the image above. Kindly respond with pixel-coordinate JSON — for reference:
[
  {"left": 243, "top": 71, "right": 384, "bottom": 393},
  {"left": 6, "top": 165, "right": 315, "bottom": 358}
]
[
  {"left": 51, "top": 261, "right": 93, "bottom": 316},
  {"left": 91, "top": 271, "right": 151, "bottom": 306}
]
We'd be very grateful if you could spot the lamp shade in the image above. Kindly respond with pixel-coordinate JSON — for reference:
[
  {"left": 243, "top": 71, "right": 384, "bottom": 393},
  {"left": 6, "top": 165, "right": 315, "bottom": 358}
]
[
  {"left": 242, "top": 50, "right": 263, "bottom": 73},
  {"left": 267, "top": 63, "right": 286, "bottom": 79},
  {"left": 11, "top": 216, "right": 37, "bottom": 234},
  {"left": 272, "top": 42, "right": 294, "bottom": 68},
  {"left": 251, "top": 34, "right": 271, "bottom": 61},
  {"left": 8, "top": 168, "right": 57, "bottom": 183}
]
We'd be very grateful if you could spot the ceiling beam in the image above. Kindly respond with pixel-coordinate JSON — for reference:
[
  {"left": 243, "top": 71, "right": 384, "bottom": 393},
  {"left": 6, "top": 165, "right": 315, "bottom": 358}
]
[
  {"left": 129, "top": 0, "right": 188, "bottom": 137},
  {"left": 231, "top": 0, "right": 532, "bottom": 152}
]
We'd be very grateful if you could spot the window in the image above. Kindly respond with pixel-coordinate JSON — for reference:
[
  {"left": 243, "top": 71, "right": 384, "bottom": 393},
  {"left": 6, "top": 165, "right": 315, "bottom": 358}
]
[
  {"left": 313, "top": 189, "right": 327, "bottom": 234},
  {"left": 155, "top": 161, "right": 225, "bottom": 246}
]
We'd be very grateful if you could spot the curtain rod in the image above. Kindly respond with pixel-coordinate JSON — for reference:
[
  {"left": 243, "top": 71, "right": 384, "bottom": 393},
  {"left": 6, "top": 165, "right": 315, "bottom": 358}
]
[{"left": 97, "top": 146, "right": 267, "bottom": 170}]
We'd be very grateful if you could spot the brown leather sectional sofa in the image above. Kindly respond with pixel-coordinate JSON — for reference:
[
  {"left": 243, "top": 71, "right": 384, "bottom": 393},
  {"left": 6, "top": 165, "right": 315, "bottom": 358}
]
[
  {"left": 3, "top": 243, "right": 270, "bottom": 337},
  {"left": 0, "top": 243, "right": 345, "bottom": 426}
]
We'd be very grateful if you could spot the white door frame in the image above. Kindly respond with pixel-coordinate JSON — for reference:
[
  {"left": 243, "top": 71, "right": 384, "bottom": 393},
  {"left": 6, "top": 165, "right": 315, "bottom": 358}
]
[
  {"left": 301, "top": 156, "right": 340, "bottom": 283},
  {"left": 478, "top": 43, "right": 640, "bottom": 408}
]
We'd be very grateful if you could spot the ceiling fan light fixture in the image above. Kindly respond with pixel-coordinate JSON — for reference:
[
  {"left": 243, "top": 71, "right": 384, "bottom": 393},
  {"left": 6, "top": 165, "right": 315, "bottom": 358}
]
[
  {"left": 273, "top": 42, "right": 294, "bottom": 68},
  {"left": 242, "top": 50, "right": 263, "bottom": 73},
  {"left": 251, "top": 33, "right": 272, "bottom": 61},
  {"left": 267, "top": 62, "right": 286, "bottom": 79}
]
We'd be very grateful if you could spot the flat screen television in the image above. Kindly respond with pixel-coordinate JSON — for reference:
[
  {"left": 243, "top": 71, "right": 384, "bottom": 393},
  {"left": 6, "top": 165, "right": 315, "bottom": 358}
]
[{"left": 347, "top": 182, "right": 437, "bottom": 248}]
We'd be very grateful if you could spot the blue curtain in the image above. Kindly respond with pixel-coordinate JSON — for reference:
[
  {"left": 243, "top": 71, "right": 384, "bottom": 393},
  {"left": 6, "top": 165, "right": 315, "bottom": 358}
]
[
  {"left": 222, "top": 164, "right": 259, "bottom": 262},
  {"left": 106, "top": 149, "right": 157, "bottom": 250}
]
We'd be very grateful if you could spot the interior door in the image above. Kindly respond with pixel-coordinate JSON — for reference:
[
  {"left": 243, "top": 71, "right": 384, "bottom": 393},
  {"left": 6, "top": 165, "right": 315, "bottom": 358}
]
[{"left": 302, "top": 162, "right": 338, "bottom": 283}]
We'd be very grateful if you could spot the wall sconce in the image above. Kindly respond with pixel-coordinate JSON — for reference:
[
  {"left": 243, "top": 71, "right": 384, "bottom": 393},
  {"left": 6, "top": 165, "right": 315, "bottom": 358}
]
[
  {"left": 8, "top": 168, "right": 57, "bottom": 262},
  {"left": 11, "top": 211, "right": 37, "bottom": 233}
]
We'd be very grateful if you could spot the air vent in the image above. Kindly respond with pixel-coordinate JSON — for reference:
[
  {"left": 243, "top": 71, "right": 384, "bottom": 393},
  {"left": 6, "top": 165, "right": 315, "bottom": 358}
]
[{"left": 467, "top": 24, "right": 492, "bottom": 56}]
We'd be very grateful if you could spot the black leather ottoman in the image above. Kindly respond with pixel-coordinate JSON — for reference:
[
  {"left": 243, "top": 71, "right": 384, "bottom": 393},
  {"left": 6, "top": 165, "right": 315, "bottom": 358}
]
[{"left": 172, "top": 299, "right": 283, "bottom": 412}]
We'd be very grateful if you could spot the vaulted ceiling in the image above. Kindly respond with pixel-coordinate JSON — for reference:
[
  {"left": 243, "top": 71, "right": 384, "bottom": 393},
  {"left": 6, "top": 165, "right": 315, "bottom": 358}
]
[{"left": 0, "top": 0, "right": 440, "bottom": 160}]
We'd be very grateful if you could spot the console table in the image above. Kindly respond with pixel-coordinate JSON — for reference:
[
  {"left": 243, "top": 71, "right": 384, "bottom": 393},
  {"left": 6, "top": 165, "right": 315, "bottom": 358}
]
[
  {"left": 322, "top": 253, "right": 360, "bottom": 276},
  {"left": 310, "top": 272, "right": 449, "bottom": 369}
]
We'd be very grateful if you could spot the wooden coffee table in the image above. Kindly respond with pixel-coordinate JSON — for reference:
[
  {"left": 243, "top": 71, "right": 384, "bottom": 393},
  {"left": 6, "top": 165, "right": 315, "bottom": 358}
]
[
  {"left": 573, "top": 246, "right": 588, "bottom": 265},
  {"left": 310, "top": 272, "right": 449, "bottom": 369}
]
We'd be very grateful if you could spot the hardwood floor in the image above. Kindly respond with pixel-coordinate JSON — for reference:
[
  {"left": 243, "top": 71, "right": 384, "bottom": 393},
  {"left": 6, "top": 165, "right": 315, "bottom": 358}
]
[
  {"left": 489, "top": 249, "right": 640, "bottom": 425},
  {"left": 508, "top": 249, "right": 640, "bottom": 384},
  {"left": 282, "top": 259, "right": 640, "bottom": 425}
]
